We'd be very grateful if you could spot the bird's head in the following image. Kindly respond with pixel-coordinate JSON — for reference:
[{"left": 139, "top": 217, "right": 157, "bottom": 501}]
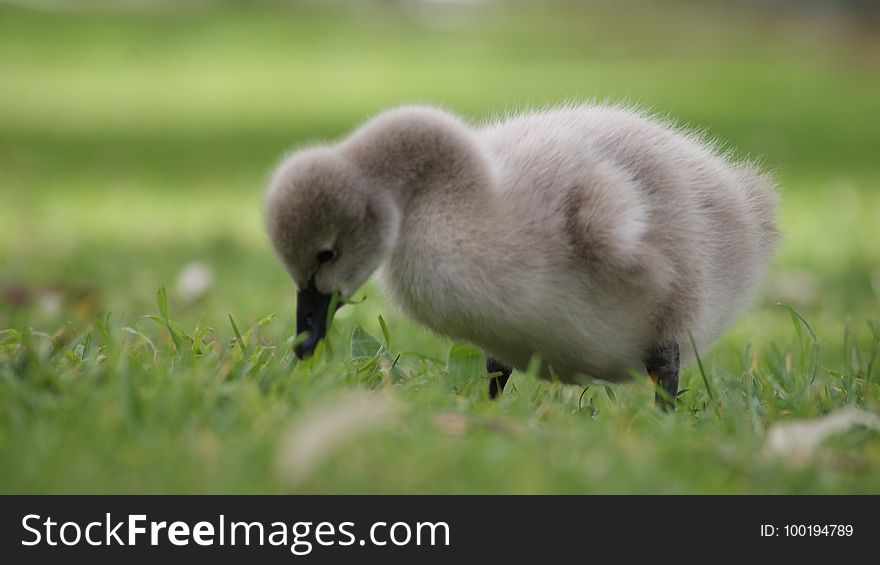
[{"left": 265, "top": 146, "right": 400, "bottom": 358}]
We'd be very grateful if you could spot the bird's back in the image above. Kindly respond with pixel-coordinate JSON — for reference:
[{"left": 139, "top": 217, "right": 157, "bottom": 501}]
[{"left": 479, "top": 105, "right": 777, "bottom": 367}]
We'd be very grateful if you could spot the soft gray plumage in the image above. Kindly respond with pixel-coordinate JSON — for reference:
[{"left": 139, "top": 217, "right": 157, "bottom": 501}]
[{"left": 265, "top": 104, "right": 777, "bottom": 385}]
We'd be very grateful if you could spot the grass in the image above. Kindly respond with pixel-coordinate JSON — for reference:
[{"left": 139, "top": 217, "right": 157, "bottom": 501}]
[{"left": 1, "top": 1, "right": 879, "bottom": 493}]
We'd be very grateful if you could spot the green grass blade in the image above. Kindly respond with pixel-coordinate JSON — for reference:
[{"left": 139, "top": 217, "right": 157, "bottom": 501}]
[
  {"left": 778, "top": 302, "right": 817, "bottom": 344},
  {"left": 688, "top": 332, "right": 715, "bottom": 401},
  {"left": 228, "top": 313, "right": 248, "bottom": 356},
  {"left": 378, "top": 314, "right": 391, "bottom": 349}
]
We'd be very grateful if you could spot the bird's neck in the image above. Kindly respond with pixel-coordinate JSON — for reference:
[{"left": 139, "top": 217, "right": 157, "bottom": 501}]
[
  {"left": 341, "top": 107, "right": 497, "bottom": 219},
  {"left": 341, "top": 108, "right": 503, "bottom": 325}
]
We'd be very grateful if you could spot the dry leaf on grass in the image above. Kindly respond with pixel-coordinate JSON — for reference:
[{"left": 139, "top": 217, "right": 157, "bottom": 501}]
[
  {"left": 175, "top": 261, "right": 214, "bottom": 304},
  {"left": 432, "top": 411, "right": 523, "bottom": 437},
  {"left": 764, "top": 407, "right": 880, "bottom": 465},
  {"left": 433, "top": 412, "right": 470, "bottom": 436},
  {"left": 276, "top": 391, "right": 398, "bottom": 486}
]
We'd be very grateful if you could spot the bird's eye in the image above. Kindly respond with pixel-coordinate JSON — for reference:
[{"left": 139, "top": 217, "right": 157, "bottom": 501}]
[{"left": 316, "top": 249, "right": 336, "bottom": 264}]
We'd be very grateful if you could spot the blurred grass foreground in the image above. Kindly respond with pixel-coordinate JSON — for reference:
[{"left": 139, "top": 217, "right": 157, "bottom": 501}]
[{"left": 1, "top": 0, "right": 879, "bottom": 493}]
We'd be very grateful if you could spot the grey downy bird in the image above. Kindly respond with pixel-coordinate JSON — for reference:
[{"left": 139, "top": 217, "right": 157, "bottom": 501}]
[{"left": 264, "top": 104, "right": 778, "bottom": 410}]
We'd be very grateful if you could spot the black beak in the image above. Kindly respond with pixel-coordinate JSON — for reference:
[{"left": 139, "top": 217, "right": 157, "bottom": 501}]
[{"left": 294, "top": 278, "right": 334, "bottom": 359}]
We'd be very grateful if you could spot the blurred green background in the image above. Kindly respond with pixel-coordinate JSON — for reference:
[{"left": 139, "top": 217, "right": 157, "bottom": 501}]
[{"left": 1, "top": 0, "right": 879, "bottom": 492}]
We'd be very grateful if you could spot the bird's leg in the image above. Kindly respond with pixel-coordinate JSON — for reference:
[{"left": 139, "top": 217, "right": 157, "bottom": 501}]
[
  {"left": 644, "top": 342, "right": 680, "bottom": 411},
  {"left": 486, "top": 355, "right": 512, "bottom": 399}
]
